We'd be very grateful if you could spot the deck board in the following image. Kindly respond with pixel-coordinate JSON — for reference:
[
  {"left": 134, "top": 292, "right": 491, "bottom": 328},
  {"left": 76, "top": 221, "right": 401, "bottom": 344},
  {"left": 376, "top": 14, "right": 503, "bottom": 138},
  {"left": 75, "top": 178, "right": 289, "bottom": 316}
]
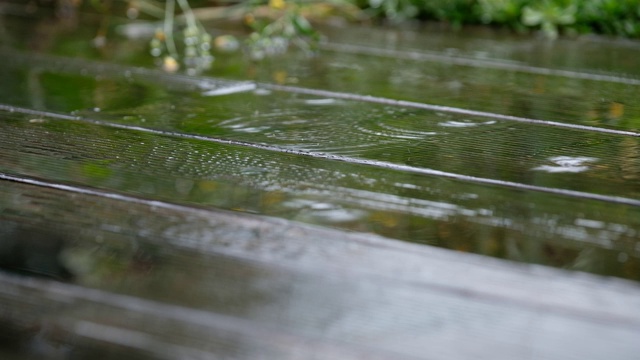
[
  {"left": 1, "top": 180, "right": 640, "bottom": 359},
  {"left": 1, "top": 9, "right": 640, "bottom": 359},
  {"left": 1, "top": 111, "right": 639, "bottom": 275},
  {"left": 2, "top": 48, "right": 639, "bottom": 202}
]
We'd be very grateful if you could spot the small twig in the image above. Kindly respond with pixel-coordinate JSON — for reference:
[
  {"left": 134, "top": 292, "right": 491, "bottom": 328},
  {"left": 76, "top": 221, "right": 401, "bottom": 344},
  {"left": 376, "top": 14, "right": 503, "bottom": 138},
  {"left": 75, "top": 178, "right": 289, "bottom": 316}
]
[
  {"left": 129, "top": 0, "right": 165, "bottom": 18},
  {"left": 164, "top": 0, "right": 178, "bottom": 58},
  {"left": 176, "top": 0, "right": 198, "bottom": 31}
]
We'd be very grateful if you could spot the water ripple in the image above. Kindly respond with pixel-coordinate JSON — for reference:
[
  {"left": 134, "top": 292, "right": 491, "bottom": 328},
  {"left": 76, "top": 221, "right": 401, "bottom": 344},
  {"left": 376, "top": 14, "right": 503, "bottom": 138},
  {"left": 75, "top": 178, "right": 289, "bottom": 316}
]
[
  {"left": 438, "top": 119, "right": 497, "bottom": 128},
  {"left": 533, "top": 156, "right": 599, "bottom": 173}
]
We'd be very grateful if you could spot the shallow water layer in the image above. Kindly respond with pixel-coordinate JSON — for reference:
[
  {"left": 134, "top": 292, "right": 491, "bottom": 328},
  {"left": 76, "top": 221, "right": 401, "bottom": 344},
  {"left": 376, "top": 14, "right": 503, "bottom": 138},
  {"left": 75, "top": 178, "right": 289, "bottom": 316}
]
[
  {"left": 1, "top": 7, "right": 640, "bottom": 359},
  {"left": 1, "top": 109, "right": 638, "bottom": 280},
  {"left": 0, "top": 6, "right": 639, "bottom": 278}
]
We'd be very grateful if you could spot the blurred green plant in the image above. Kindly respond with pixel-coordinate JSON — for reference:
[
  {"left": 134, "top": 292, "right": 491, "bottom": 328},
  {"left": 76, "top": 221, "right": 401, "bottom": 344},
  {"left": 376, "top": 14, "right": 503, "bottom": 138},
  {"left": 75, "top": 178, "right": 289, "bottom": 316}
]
[
  {"left": 362, "top": 0, "right": 419, "bottom": 22},
  {"left": 93, "top": 0, "right": 640, "bottom": 73},
  {"left": 133, "top": 0, "right": 213, "bottom": 74},
  {"left": 122, "top": 0, "right": 358, "bottom": 72},
  {"left": 476, "top": 0, "right": 525, "bottom": 28},
  {"left": 577, "top": 0, "right": 640, "bottom": 37},
  {"left": 521, "top": 0, "right": 576, "bottom": 39},
  {"left": 357, "top": 0, "right": 640, "bottom": 38},
  {"left": 242, "top": 0, "right": 323, "bottom": 60}
]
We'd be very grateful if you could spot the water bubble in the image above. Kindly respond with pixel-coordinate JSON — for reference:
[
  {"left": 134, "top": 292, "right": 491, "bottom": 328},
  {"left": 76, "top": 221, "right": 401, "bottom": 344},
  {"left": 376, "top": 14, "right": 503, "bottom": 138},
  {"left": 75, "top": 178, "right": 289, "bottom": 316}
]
[
  {"left": 253, "top": 88, "right": 272, "bottom": 96},
  {"left": 310, "top": 202, "right": 334, "bottom": 210},
  {"left": 533, "top": 156, "right": 598, "bottom": 173},
  {"left": 304, "top": 98, "right": 337, "bottom": 105},
  {"left": 438, "top": 120, "right": 495, "bottom": 128}
]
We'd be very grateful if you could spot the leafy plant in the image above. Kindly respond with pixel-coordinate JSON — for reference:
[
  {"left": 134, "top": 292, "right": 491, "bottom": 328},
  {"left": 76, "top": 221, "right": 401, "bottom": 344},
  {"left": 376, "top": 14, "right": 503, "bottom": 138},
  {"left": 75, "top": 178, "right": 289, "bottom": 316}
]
[
  {"left": 364, "top": 0, "right": 419, "bottom": 22},
  {"left": 118, "top": 0, "right": 214, "bottom": 73},
  {"left": 357, "top": 0, "right": 640, "bottom": 38},
  {"left": 476, "top": 0, "right": 526, "bottom": 28},
  {"left": 128, "top": 0, "right": 356, "bottom": 71},
  {"left": 576, "top": 0, "right": 640, "bottom": 37},
  {"left": 521, "top": 0, "right": 577, "bottom": 38},
  {"left": 243, "top": 0, "right": 324, "bottom": 60},
  {"left": 103, "top": 0, "right": 640, "bottom": 73}
]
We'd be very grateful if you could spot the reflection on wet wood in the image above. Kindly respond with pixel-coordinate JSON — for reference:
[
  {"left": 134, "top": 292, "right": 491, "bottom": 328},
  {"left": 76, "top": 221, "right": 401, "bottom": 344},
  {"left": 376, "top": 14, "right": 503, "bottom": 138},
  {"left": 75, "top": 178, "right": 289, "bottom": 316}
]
[
  {"left": 0, "top": 221, "right": 74, "bottom": 281},
  {"left": 1, "top": 109, "right": 639, "bottom": 280},
  {"left": 1, "top": 180, "right": 640, "bottom": 359}
]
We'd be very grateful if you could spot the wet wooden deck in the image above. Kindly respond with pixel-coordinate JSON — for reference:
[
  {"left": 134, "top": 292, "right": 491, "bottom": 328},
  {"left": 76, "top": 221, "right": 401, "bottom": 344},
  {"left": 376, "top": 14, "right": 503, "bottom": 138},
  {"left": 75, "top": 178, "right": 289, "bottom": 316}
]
[{"left": 1, "top": 10, "right": 640, "bottom": 359}]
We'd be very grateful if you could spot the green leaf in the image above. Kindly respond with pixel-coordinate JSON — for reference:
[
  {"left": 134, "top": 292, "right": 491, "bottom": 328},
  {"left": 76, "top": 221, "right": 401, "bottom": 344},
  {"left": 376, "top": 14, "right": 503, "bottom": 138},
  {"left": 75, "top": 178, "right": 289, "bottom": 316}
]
[
  {"left": 522, "top": 6, "right": 543, "bottom": 26},
  {"left": 292, "top": 14, "right": 314, "bottom": 36}
]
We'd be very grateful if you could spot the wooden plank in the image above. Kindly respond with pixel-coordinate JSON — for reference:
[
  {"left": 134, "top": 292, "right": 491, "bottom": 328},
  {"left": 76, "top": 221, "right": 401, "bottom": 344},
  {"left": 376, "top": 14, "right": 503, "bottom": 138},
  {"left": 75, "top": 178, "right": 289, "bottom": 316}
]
[
  {"left": 1, "top": 179, "right": 640, "bottom": 359},
  {"left": 1, "top": 50, "right": 638, "bottom": 202},
  {"left": 0, "top": 111, "right": 639, "bottom": 281},
  {"left": 1, "top": 11, "right": 639, "bottom": 359},
  {"left": 315, "top": 24, "right": 640, "bottom": 78},
  {"left": 258, "top": 51, "right": 640, "bottom": 130},
  {"left": 0, "top": 276, "right": 411, "bottom": 360},
  {"left": 93, "top": 89, "right": 639, "bottom": 200},
  {"left": 159, "top": 30, "right": 640, "bottom": 130},
  {"left": 3, "top": 40, "right": 640, "bottom": 134}
]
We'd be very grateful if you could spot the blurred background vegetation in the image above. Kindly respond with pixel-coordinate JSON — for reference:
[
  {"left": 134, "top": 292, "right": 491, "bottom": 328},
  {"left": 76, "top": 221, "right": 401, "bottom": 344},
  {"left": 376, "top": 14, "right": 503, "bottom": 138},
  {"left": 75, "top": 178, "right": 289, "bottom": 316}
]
[
  {"left": 9, "top": 0, "right": 640, "bottom": 72},
  {"left": 79, "top": 0, "right": 640, "bottom": 37},
  {"left": 360, "top": 0, "right": 640, "bottom": 38}
]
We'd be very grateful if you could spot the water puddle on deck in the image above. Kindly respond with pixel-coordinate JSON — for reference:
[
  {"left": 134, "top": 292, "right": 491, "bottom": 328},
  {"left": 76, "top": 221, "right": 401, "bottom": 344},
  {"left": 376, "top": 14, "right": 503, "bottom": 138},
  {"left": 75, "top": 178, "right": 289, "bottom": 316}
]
[
  {"left": 1, "top": 10, "right": 640, "bottom": 284},
  {"left": 2, "top": 8, "right": 640, "bottom": 359}
]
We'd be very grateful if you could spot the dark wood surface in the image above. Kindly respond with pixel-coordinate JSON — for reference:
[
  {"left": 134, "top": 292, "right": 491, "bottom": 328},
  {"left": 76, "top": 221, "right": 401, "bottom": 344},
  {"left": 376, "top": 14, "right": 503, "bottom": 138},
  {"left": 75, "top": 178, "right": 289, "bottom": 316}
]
[
  {"left": 2, "top": 179, "right": 640, "bottom": 359},
  {"left": 1, "top": 14, "right": 640, "bottom": 359}
]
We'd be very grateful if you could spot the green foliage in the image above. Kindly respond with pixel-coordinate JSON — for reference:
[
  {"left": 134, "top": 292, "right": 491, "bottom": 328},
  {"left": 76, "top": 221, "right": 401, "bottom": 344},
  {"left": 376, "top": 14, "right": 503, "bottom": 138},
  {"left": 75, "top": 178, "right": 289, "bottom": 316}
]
[
  {"left": 362, "top": 0, "right": 477, "bottom": 27},
  {"left": 359, "top": 0, "right": 640, "bottom": 38},
  {"left": 141, "top": 0, "right": 214, "bottom": 74},
  {"left": 577, "top": 0, "right": 640, "bottom": 37},
  {"left": 127, "top": 0, "right": 341, "bottom": 70},
  {"left": 476, "top": 0, "right": 526, "bottom": 28},
  {"left": 421, "top": 0, "right": 478, "bottom": 26},
  {"left": 117, "top": 0, "right": 640, "bottom": 73},
  {"left": 362, "top": 0, "right": 419, "bottom": 22},
  {"left": 521, "top": 0, "right": 577, "bottom": 38},
  {"left": 243, "top": 0, "right": 323, "bottom": 60}
]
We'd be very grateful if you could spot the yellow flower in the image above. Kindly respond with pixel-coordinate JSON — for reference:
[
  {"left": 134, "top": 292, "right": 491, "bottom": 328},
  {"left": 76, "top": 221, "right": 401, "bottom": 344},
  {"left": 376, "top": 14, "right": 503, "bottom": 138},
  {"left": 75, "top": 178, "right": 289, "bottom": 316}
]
[
  {"left": 272, "top": 70, "right": 287, "bottom": 84},
  {"left": 244, "top": 13, "right": 255, "bottom": 25},
  {"left": 609, "top": 102, "right": 625, "bottom": 119},
  {"left": 154, "top": 29, "right": 165, "bottom": 41},
  {"left": 162, "top": 56, "right": 179, "bottom": 73},
  {"left": 269, "top": 0, "right": 286, "bottom": 10}
]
